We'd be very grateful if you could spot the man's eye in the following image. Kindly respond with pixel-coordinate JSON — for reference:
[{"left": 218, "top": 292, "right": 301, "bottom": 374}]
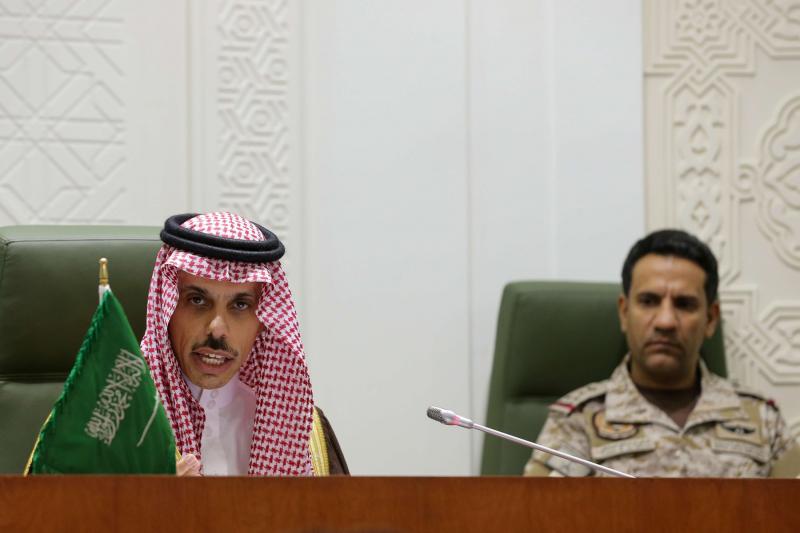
[
  {"left": 639, "top": 295, "right": 658, "bottom": 306},
  {"left": 233, "top": 301, "right": 250, "bottom": 311},
  {"left": 189, "top": 296, "right": 205, "bottom": 305},
  {"left": 675, "top": 298, "right": 698, "bottom": 311}
]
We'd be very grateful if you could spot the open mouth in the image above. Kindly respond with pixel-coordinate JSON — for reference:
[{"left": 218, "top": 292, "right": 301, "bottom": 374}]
[
  {"left": 192, "top": 350, "right": 235, "bottom": 373},
  {"left": 198, "top": 353, "right": 227, "bottom": 366}
]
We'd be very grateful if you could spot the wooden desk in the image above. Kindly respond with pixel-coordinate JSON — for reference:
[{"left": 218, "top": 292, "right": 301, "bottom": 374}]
[{"left": 1, "top": 476, "right": 798, "bottom": 532}]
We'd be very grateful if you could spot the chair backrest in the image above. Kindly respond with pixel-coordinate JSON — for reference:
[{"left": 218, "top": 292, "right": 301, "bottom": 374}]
[
  {"left": 0, "top": 225, "right": 161, "bottom": 473},
  {"left": 480, "top": 281, "right": 726, "bottom": 475}
]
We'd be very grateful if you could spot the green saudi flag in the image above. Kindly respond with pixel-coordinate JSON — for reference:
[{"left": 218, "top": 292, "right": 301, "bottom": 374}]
[{"left": 29, "top": 290, "right": 176, "bottom": 474}]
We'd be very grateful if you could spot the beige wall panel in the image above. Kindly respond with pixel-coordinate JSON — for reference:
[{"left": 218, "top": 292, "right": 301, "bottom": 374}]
[
  {"left": 190, "top": 0, "right": 303, "bottom": 284},
  {"left": 0, "top": 0, "right": 188, "bottom": 225},
  {"left": 644, "top": 0, "right": 800, "bottom": 436}
]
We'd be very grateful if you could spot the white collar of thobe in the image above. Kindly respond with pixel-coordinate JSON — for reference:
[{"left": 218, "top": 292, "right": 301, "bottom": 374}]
[{"left": 182, "top": 372, "right": 241, "bottom": 410}]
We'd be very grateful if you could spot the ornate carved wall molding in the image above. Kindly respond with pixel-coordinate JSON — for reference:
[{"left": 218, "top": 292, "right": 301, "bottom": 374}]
[
  {"left": 741, "top": 94, "right": 800, "bottom": 269},
  {"left": 0, "top": 0, "right": 126, "bottom": 223},
  {"left": 645, "top": 0, "right": 800, "bottom": 436},
  {"left": 213, "top": 0, "right": 292, "bottom": 252}
]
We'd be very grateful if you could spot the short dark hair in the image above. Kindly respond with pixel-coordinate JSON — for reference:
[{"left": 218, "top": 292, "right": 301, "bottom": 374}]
[{"left": 621, "top": 229, "right": 719, "bottom": 303}]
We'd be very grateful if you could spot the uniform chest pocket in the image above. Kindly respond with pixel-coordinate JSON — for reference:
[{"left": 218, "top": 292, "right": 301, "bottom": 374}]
[
  {"left": 712, "top": 422, "right": 770, "bottom": 463},
  {"left": 591, "top": 438, "right": 656, "bottom": 461}
]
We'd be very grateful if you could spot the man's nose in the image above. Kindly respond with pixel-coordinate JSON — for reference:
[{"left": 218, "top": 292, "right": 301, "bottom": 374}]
[
  {"left": 654, "top": 301, "right": 678, "bottom": 330},
  {"left": 207, "top": 314, "right": 228, "bottom": 338}
]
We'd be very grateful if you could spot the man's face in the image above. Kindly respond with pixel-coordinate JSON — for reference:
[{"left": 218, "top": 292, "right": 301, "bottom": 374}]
[
  {"left": 618, "top": 254, "right": 720, "bottom": 389},
  {"left": 169, "top": 271, "right": 263, "bottom": 389}
]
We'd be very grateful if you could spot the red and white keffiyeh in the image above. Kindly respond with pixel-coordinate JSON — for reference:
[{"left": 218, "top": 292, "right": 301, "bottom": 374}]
[{"left": 141, "top": 212, "right": 314, "bottom": 476}]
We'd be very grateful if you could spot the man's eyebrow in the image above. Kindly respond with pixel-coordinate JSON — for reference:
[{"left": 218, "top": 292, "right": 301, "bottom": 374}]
[
  {"left": 182, "top": 284, "right": 208, "bottom": 295},
  {"left": 180, "top": 284, "right": 259, "bottom": 300},
  {"left": 232, "top": 291, "right": 258, "bottom": 300}
]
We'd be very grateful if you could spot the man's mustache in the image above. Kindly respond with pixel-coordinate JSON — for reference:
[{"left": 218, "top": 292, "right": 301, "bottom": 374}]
[
  {"left": 646, "top": 337, "right": 681, "bottom": 348},
  {"left": 191, "top": 335, "right": 238, "bottom": 357}
]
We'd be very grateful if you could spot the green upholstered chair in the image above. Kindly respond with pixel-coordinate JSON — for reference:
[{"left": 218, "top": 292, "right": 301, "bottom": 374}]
[
  {"left": 480, "top": 281, "right": 727, "bottom": 475},
  {"left": 0, "top": 225, "right": 161, "bottom": 473}
]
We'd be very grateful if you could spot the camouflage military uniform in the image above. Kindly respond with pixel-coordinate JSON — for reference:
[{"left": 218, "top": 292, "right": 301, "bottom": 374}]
[{"left": 524, "top": 356, "right": 800, "bottom": 478}]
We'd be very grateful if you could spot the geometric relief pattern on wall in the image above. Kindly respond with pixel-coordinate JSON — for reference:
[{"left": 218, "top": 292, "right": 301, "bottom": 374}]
[
  {"left": 673, "top": 82, "right": 734, "bottom": 280},
  {"left": 0, "top": 0, "right": 126, "bottom": 224},
  {"left": 761, "top": 300, "right": 800, "bottom": 379},
  {"left": 645, "top": 0, "right": 800, "bottom": 414},
  {"left": 720, "top": 286, "right": 779, "bottom": 385},
  {"left": 739, "top": 94, "right": 800, "bottom": 268},
  {"left": 216, "top": 0, "right": 291, "bottom": 248},
  {"left": 722, "top": 286, "right": 800, "bottom": 384}
]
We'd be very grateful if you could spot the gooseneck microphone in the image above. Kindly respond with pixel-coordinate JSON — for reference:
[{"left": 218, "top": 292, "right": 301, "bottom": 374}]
[{"left": 426, "top": 406, "right": 635, "bottom": 479}]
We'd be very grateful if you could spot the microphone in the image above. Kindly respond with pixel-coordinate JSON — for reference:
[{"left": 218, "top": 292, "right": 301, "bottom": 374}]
[{"left": 426, "top": 406, "right": 635, "bottom": 479}]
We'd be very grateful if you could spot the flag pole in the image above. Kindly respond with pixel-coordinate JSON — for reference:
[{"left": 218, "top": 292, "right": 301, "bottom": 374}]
[
  {"left": 27, "top": 258, "right": 112, "bottom": 474},
  {"left": 98, "top": 257, "right": 110, "bottom": 302}
]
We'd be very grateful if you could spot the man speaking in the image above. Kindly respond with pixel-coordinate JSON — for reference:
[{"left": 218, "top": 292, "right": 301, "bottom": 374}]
[{"left": 142, "top": 212, "right": 347, "bottom": 476}]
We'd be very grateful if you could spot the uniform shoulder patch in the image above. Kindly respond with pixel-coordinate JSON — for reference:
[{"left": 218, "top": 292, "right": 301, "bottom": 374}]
[
  {"left": 592, "top": 410, "right": 638, "bottom": 441},
  {"left": 549, "top": 380, "right": 609, "bottom": 415},
  {"left": 732, "top": 383, "right": 778, "bottom": 408}
]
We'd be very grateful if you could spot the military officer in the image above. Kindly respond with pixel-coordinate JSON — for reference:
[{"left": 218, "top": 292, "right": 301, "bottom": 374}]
[{"left": 524, "top": 229, "right": 800, "bottom": 477}]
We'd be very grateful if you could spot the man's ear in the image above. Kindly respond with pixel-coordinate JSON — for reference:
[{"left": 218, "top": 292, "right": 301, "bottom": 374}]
[
  {"left": 705, "top": 299, "right": 721, "bottom": 338},
  {"left": 618, "top": 293, "right": 629, "bottom": 333}
]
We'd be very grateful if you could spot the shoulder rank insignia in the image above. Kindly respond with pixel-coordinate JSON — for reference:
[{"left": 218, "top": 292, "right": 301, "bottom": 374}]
[
  {"left": 592, "top": 410, "right": 638, "bottom": 441},
  {"left": 550, "top": 380, "right": 609, "bottom": 415},
  {"left": 551, "top": 401, "right": 576, "bottom": 414},
  {"left": 733, "top": 384, "right": 767, "bottom": 401},
  {"left": 734, "top": 384, "right": 780, "bottom": 411},
  {"left": 766, "top": 398, "right": 778, "bottom": 409}
]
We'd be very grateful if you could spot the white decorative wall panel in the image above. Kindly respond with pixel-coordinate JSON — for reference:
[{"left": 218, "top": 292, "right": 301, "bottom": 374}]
[
  {"left": 645, "top": 0, "right": 800, "bottom": 435},
  {"left": 216, "top": 1, "right": 291, "bottom": 230},
  {"left": 191, "top": 0, "right": 301, "bottom": 279},
  {"left": 0, "top": 0, "right": 126, "bottom": 223},
  {"left": 0, "top": 0, "right": 188, "bottom": 226}
]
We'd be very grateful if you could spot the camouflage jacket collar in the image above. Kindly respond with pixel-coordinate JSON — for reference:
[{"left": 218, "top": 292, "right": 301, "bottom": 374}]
[{"left": 605, "top": 355, "right": 747, "bottom": 432}]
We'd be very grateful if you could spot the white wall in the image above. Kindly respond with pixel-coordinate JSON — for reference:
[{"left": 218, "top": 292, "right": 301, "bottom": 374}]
[
  {"left": 0, "top": 0, "right": 644, "bottom": 475},
  {"left": 0, "top": 0, "right": 187, "bottom": 224},
  {"left": 302, "top": 1, "right": 473, "bottom": 475},
  {"left": 302, "top": 0, "right": 644, "bottom": 474}
]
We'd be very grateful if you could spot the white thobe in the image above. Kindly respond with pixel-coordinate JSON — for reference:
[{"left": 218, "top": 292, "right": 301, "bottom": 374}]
[{"left": 184, "top": 373, "right": 256, "bottom": 476}]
